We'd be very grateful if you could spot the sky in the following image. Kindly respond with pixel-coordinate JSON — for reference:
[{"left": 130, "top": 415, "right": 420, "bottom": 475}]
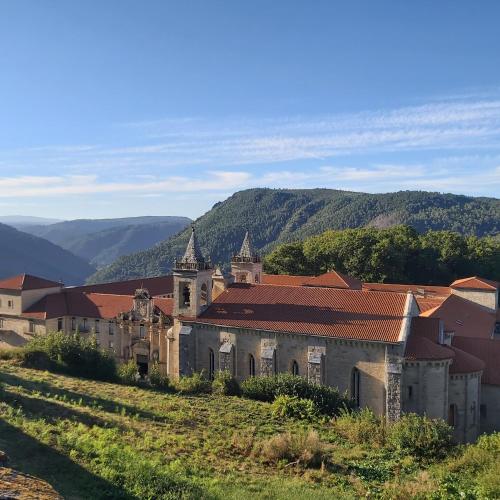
[{"left": 0, "top": 1, "right": 499, "bottom": 220}]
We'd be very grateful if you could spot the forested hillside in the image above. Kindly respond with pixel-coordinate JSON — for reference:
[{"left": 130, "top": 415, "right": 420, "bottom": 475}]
[
  {"left": 0, "top": 223, "right": 95, "bottom": 284},
  {"left": 22, "top": 216, "right": 191, "bottom": 268},
  {"left": 88, "top": 188, "right": 499, "bottom": 283}
]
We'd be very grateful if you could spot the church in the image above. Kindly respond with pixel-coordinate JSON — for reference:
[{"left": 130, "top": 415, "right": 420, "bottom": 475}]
[{"left": 0, "top": 228, "right": 499, "bottom": 443}]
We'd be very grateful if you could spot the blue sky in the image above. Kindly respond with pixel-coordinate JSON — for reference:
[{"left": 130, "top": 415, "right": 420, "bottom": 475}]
[{"left": 0, "top": 0, "right": 499, "bottom": 219}]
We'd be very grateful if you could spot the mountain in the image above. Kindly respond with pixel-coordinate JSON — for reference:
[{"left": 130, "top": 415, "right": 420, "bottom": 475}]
[
  {"left": 88, "top": 189, "right": 500, "bottom": 284},
  {"left": 0, "top": 223, "right": 95, "bottom": 285},
  {"left": 0, "top": 215, "right": 63, "bottom": 227},
  {"left": 21, "top": 216, "right": 191, "bottom": 268}
]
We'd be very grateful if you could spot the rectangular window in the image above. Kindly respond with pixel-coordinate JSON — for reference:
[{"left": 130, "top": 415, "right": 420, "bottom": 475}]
[
  {"left": 71, "top": 317, "right": 76, "bottom": 331},
  {"left": 108, "top": 321, "right": 114, "bottom": 335},
  {"left": 57, "top": 318, "right": 63, "bottom": 331},
  {"left": 408, "top": 386, "right": 413, "bottom": 399},
  {"left": 82, "top": 318, "right": 88, "bottom": 332},
  {"left": 95, "top": 319, "right": 100, "bottom": 333},
  {"left": 29, "top": 321, "right": 35, "bottom": 334},
  {"left": 139, "top": 324, "right": 145, "bottom": 339},
  {"left": 8, "top": 300, "right": 13, "bottom": 309}
]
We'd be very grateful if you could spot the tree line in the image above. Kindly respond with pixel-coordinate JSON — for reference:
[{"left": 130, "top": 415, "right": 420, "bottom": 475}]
[{"left": 263, "top": 225, "right": 500, "bottom": 284}]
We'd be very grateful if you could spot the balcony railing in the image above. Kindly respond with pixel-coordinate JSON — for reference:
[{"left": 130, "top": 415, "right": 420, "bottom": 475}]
[
  {"left": 173, "top": 260, "right": 212, "bottom": 271},
  {"left": 231, "top": 255, "right": 261, "bottom": 263}
]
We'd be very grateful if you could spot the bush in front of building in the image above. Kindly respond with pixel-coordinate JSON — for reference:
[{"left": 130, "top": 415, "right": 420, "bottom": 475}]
[
  {"left": 212, "top": 370, "right": 241, "bottom": 396},
  {"left": 241, "top": 373, "right": 352, "bottom": 416},
  {"left": 332, "top": 408, "right": 386, "bottom": 446},
  {"left": 173, "top": 371, "right": 212, "bottom": 395},
  {"left": 118, "top": 359, "right": 140, "bottom": 385},
  {"left": 271, "top": 395, "right": 320, "bottom": 422},
  {"left": 386, "top": 413, "right": 453, "bottom": 460},
  {"left": 148, "top": 362, "right": 170, "bottom": 390},
  {"left": 21, "top": 331, "right": 116, "bottom": 381}
]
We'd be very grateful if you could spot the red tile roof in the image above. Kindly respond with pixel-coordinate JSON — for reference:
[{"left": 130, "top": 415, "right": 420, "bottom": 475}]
[
  {"left": 450, "top": 276, "right": 498, "bottom": 291},
  {"left": 405, "top": 317, "right": 454, "bottom": 361},
  {"left": 0, "top": 274, "right": 62, "bottom": 291},
  {"left": 22, "top": 292, "right": 174, "bottom": 320},
  {"left": 188, "top": 283, "right": 409, "bottom": 343},
  {"left": 453, "top": 337, "right": 500, "bottom": 385},
  {"left": 67, "top": 275, "right": 173, "bottom": 297},
  {"left": 303, "top": 271, "right": 362, "bottom": 289},
  {"left": 448, "top": 346, "right": 485, "bottom": 375},
  {"left": 421, "top": 294, "right": 496, "bottom": 340},
  {"left": 262, "top": 271, "right": 361, "bottom": 289},
  {"left": 363, "top": 282, "right": 451, "bottom": 313}
]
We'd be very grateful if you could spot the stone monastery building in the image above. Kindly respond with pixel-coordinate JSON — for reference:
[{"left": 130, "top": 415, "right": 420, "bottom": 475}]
[{"left": 1, "top": 228, "right": 499, "bottom": 442}]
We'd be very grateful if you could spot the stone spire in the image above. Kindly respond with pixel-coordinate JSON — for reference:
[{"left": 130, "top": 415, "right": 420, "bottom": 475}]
[
  {"left": 175, "top": 225, "right": 212, "bottom": 270},
  {"left": 232, "top": 230, "right": 260, "bottom": 263},
  {"left": 182, "top": 225, "right": 204, "bottom": 264}
]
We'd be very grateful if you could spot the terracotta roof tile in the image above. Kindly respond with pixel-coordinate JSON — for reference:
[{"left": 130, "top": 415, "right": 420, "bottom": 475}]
[
  {"left": 450, "top": 276, "right": 498, "bottom": 290},
  {"left": 262, "top": 274, "right": 310, "bottom": 286},
  {"left": 405, "top": 317, "right": 454, "bottom": 361},
  {"left": 0, "top": 274, "right": 62, "bottom": 291},
  {"left": 448, "top": 346, "right": 485, "bottom": 375},
  {"left": 453, "top": 337, "right": 500, "bottom": 384},
  {"left": 262, "top": 271, "right": 361, "bottom": 289},
  {"left": 421, "top": 294, "right": 496, "bottom": 339},
  {"left": 68, "top": 275, "right": 173, "bottom": 297},
  {"left": 191, "top": 284, "right": 409, "bottom": 342}
]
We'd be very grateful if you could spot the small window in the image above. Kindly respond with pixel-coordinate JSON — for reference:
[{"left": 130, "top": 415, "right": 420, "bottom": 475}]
[
  {"left": 208, "top": 348, "right": 215, "bottom": 380},
  {"left": 249, "top": 354, "right": 255, "bottom": 377},
  {"left": 82, "top": 318, "right": 88, "bottom": 331},
  {"left": 254, "top": 274, "right": 259, "bottom": 283},
  {"left": 291, "top": 360, "right": 299, "bottom": 376},
  {"left": 182, "top": 284, "right": 191, "bottom": 307},
  {"left": 480, "top": 404, "right": 487, "bottom": 419},
  {"left": 238, "top": 273, "right": 247, "bottom": 283},
  {"left": 29, "top": 321, "right": 35, "bottom": 334},
  {"left": 408, "top": 385, "right": 413, "bottom": 399},
  {"left": 57, "top": 318, "right": 63, "bottom": 331},
  {"left": 351, "top": 368, "right": 360, "bottom": 408},
  {"left": 8, "top": 300, "right": 13, "bottom": 309},
  {"left": 139, "top": 324, "right": 145, "bottom": 339},
  {"left": 71, "top": 317, "right": 76, "bottom": 331},
  {"left": 109, "top": 321, "right": 114, "bottom": 335},
  {"left": 95, "top": 319, "right": 100, "bottom": 333},
  {"left": 448, "top": 404, "right": 457, "bottom": 427}
]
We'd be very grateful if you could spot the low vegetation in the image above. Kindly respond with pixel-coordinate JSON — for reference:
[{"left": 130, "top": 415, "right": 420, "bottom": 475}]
[{"left": 0, "top": 360, "right": 499, "bottom": 498}]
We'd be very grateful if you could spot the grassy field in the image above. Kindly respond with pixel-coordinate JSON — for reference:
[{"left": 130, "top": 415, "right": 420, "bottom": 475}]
[{"left": 0, "top": 360, "right": 498, "bottom": 499}]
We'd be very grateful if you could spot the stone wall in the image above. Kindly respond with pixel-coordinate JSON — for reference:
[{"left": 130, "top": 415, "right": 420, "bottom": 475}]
[{"left": 480, "top": 384, "right": 500, "bottom": 434}]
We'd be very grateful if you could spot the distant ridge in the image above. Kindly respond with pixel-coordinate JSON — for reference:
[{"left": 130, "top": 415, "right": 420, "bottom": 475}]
[
  {"left": 0, "top": 223, "right": 95, "bottom": 285},
  {"left": 0, "top": 215, "right": 63, "bottom": 226},
  {"left": 88, "top": 188, "right": 499, "bottom": 283}
]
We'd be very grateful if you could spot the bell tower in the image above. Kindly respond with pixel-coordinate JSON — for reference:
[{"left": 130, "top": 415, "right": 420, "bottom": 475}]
[
  {"left": 173, "top": 225, "right": 213, "bottom": 318},
  {"left": 231, "top": 231, "right": 262, "bottom": 284}
]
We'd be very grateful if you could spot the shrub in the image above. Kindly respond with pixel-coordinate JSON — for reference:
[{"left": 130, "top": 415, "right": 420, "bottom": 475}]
[
  {"left": 212, "top": 370, "right": 241, "bottom": 396},
  {"left": 118, "top": 360, "right": 140, "bottom": 385},
  {"left": 332, "top": 408, "right": 385, "bottom": 446},
  {"left": 387, "top": 413, "right": 453, "bottom": 460},
  {"left": 0, "top": 348, "right": 22, "bottom": 361},
  {"left": 148, "top": 362, "right": 170, "bottom": 390},
  {"left": 241, "top": 373, "right": 352, "bottom": 416},
  {"left": 173, "top": 372, "right": 212, "bottom": 395},
  {"left": 272, "top": 395, "right": 320, "bottom": 422},
  {"left": 259, "top": 429, "right": 325, "bottom": 467},
  {"left": 21, "top": 332, "right": 116, "bottom": 381}
]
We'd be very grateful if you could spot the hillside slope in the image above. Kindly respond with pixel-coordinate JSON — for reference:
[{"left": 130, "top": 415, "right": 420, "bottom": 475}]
[
  {"left": 88, "top": 188, "right": 500, "bottom": 283},
  {"left": 0, "top": 223, "right": 95, "bottom": 285},
  {"left": 22, "top": 216, "right": 191, "bottom": 267}
]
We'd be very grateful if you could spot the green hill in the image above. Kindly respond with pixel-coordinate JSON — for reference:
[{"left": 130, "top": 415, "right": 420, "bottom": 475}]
[
  {"left": 0, "top": 223, "right": 95, "bottom": 285},
  {"left": 88, "top": 188, "right": 500, "bottom": 283},
  {"left": 22, "top": 216, "right": 191, "bottom": 268},
  {"left": 1, "top": 361, "right": 499, "bottom": 498}
]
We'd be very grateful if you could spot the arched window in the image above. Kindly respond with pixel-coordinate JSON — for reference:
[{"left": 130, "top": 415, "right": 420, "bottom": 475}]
[
  {"left": 291, "top": 360, "right": 299, "bottom": 376},
  {"left": 182, "top": 285, "right": 191, "bottom": 306},
  {"left": 201, "top": 283, "right": 208, "bottom": 306},
  {"left": 208, "top": 348, "right": 215, "bottom": 380},
  {"left": 249, "top": 354, "right": 255, "bottom": 377},
  {"left": 351, "top": 368, "right": 360, "bottom": 407},
  {"left": 448, "top": 404, "right": 457, "bottom": 427},
  {"left": 254, "top": 274, "right": 260, "bottom": 283},
  {"left": 238, "top": 273, "right": 247, "bottom": 283}
]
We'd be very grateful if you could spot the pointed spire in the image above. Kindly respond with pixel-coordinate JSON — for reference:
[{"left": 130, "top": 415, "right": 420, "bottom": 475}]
[
  {"left": 238, "top": 231, "right": 254, "bottom": 259},
  {"left": 182, "top": 224, "right": 205, "bottom": 264}
]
